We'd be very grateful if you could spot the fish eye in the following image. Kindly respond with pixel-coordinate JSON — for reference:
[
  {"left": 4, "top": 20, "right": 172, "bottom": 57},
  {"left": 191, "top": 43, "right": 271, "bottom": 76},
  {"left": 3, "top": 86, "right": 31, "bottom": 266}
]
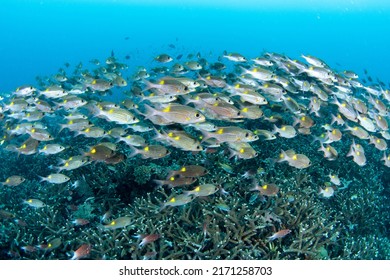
[
  {"left": 132, "top": 117, "right": 137, "bottom": 121},
  {"left": 245, "top": 132, "right": 249, "bottom": 137},
  {"left": 237, "top": 112, "right": 241, "bottom": 116},
  {"left": 184, "top": 86, "right": 189, "bottom": 91},
  {"left": 195, "top": 113, "right": 200, "bottom": 118},
  {"left": 196, "top": 145, "right": 201, "bottom": 149}
]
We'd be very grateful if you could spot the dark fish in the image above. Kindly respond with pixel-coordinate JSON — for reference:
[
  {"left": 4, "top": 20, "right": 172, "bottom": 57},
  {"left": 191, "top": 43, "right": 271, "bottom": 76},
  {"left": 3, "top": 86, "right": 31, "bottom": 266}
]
[
  {"left": 124, "top": 36, "right": 130, "bottom": 40},
  {"left": 362, "top": 78, "right": 367, "bottom": 83},
  {"left": 111, "top": 50, "right": 115, "bottom": 57},
  {"left": 125, "top": 55, "right": 131, "bottom": 60},
  {"left": 176, "top": 54, "right": 183, "bottom": 60},
  {"left": 168, "top": 44, "right": 175, "bottom": 49},
  {"left": 368, "top": 76, "right": 372, "bottom": 82},
  {"left": 364, "top": 69, "right": 368, "bottom": 74}
]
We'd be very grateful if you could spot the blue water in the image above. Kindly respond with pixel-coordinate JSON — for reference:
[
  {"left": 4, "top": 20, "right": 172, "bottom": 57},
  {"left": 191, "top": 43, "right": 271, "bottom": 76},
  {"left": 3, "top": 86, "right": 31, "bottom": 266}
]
[{"left": 1, "top": 0, "right": 390, "bottom": 92}]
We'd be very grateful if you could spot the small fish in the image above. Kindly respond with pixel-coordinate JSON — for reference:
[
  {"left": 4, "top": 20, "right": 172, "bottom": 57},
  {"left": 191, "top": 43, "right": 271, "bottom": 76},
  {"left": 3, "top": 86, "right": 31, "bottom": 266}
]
[
  {"left": 373, "top": 115, "right": 388, "bottom": 131},
  {"left": 0, "top": 210, "right": 15, "bottom": 219},
  {"left": 103, "top": 216, "right": 131, "bottom": 230},
  {"left": 143, "top": 103, "right": 205, "bottom": 125},
  {"left": 155, "top": 54, "right": 173, "bottom": 63},
  {"left": 36, "top": 238, "right": 62, "bottom": 251},
  {"left": 184, "top": 184, "right": 218, "bottom": 197},
  {"left": 70, "top": 244, "right": 92, "bottom": 260},
  {"left": 268, "top": 229, "right": 292, "bottom": 241},
  {"left": 129, "top": 145, "right": 170, "bottom": 159},
  {"left": 84, "top": 144, "right": 115, "bottom": 161},
  {"left": 369, "top": 135, "right": 387, "bottom": 151},
  {"left": 134, "top": 234, "right": 161, "bottom": 248},
  {"left": 251, "top": 183, "right": 279, "bottom": 197},
  {"left": 273, "top": 125, "right": 297, "bottom": 139},
  {"left": 318, "top": 143, "right": 338, "bottom": 161},
  {"left": 219, "top": 162, "right": 235, "bottom": 174},
  {"left": 329, "top": 174, "right": 341, "bottom": 186},
  {"left": 39, "top": 144, "right": 66, "bottom": 155},
  {"left": 319, "top": 185, "right": 335, "bottom": 198},
  {"left": 228, "top": 142, "right": 258, "bottom": 159},
  {"left": 40, "top": 173, "right": 70, "bottom": 184},
  {"left": 301, "top": 54, "right": 327, "bottom": 68},
  {"left": 202, "top": 126, "right": 258, "bottom": 143},
  {"left": 185, "top": 61, "right": 202, "bottom": 70},
  {"left": 223, "top": 52, "right": 246, "bottom": 62},
  {"left": 23, "top": 199, "right": 45, "bottom": 208},
  {"left": 72, "top": 218, "right": 90, "bottom": 226},
  {"left": 215, "top": 202, "right": 231, "bottom": 212},
  {"left": 153, "top": 177, "right": 197, "bottom": 188},
  {"left": 118, "top": 134, "right": 146, "bottom": 147},
  {"left": 160, "top": 194, "right": 194, "bottom": 210},
  {"left": 278, "top": 150, "right": 311, "bottom": 169},
  {"left": 56, "top": 155, "right": 89, "bottom": 172},
  {"left": 2, "top": 175, "right": 26, "bottom": 187},
  {"left": 167, "top": 165, "right": 208, "bottom": 178},
  {"left": 346, "top": 141, "right": 367, "bottom": 166}
]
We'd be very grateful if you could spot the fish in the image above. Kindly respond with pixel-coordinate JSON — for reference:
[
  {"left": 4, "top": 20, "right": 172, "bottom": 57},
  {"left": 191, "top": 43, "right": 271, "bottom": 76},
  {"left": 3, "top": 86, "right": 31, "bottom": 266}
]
[
  {"left": 329, "top": 174, "right": 341, "bottom": 186},
  {"left": 268, "top": 229, "right": 291, "bottom": 241},
  {"left": 201, "top": 126, "right": 258, "bottom": 143},
  {"left": 154, "top": 129, "right": 202, "bottom": 152},
  {"left": 95, "top": 107, "right": 139, "bottom": 125},
  {"left": 223, "top": 52, "right": 246, "bottom": 62},
  {"left": 273, "top": 125, "right": 297, "bottom": 139},
  {"left": 135, "top": 234, "right": 161, "bottom": 248},
  {"left": 84, "top": 144, "right": 115, "bottom": 161},
  {"left": 318, "top": 143, "right": 338, "bottom": 161},
  {"left": 56, "top": 155, "right": 89, "bottom": 171},
  {"left": 23, "top": 199, "right": 45, "bottom": 208},
  {"left": 129, "top": 145, "right": 170, "bottom": 159},
  {"left": 346, "top": 141, "right": 367, "bottom": 166},
  {"left": 155, "top": 54, "right": 173, "bottom": 63},
  {"left": 2, "top": 175, "right": 26, "bottom": 186},
  {"left": 319, "top": 185, "right": 335, "bottom": 198},
  {"left": 167, "top": 165, "right": 208, "bottom": 178},
  {"left": 40, "top": 173, "right": 70, "bottom": 184},
  {"left": 184, "top": 184, "right": 218, "bottom": 197},
  {"left": 160, "top": 194, "right": 194, "bottom": 210},
  {"left": 278, "top": 150, "right": 311, "bottom": 169},
  {"left": 185, "top": 61, "right": 202, "bottom": 70},
  {"left": 118, "top": 134, "right": 146, "bottom": 147},
  {"left": 228, "top": 142, "right": 258, "bottom": 159},
  {"left": 36, "top": 238, "right": 62, "bottom": 251},
  {"left": 153, "top": 177, "right": 197, "bottom": 188},
  {"left": 103, "top": 216, "right": 131, "bottom": 230},
  {"left": 70, "top": 244, "right": 91, "bottom": 260},
  {"left": 143, "top": 103, "right": 205, "bottom": 125},
  {"left": 251, "top": 183, "right": 280, "bottom": 197}
]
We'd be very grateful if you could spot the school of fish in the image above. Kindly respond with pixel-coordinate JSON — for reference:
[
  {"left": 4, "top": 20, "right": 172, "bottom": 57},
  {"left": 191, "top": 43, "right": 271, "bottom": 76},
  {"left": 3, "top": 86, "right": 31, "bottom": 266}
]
[{"left": 0, "top": 49, "right": 389, "bottom": 258}]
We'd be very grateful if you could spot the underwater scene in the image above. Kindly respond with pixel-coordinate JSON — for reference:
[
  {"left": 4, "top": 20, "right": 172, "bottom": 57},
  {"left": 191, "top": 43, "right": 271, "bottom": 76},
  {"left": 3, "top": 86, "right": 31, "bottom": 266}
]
[{"left": 0, "top": 0, "right": 389, "bottom": 260}]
